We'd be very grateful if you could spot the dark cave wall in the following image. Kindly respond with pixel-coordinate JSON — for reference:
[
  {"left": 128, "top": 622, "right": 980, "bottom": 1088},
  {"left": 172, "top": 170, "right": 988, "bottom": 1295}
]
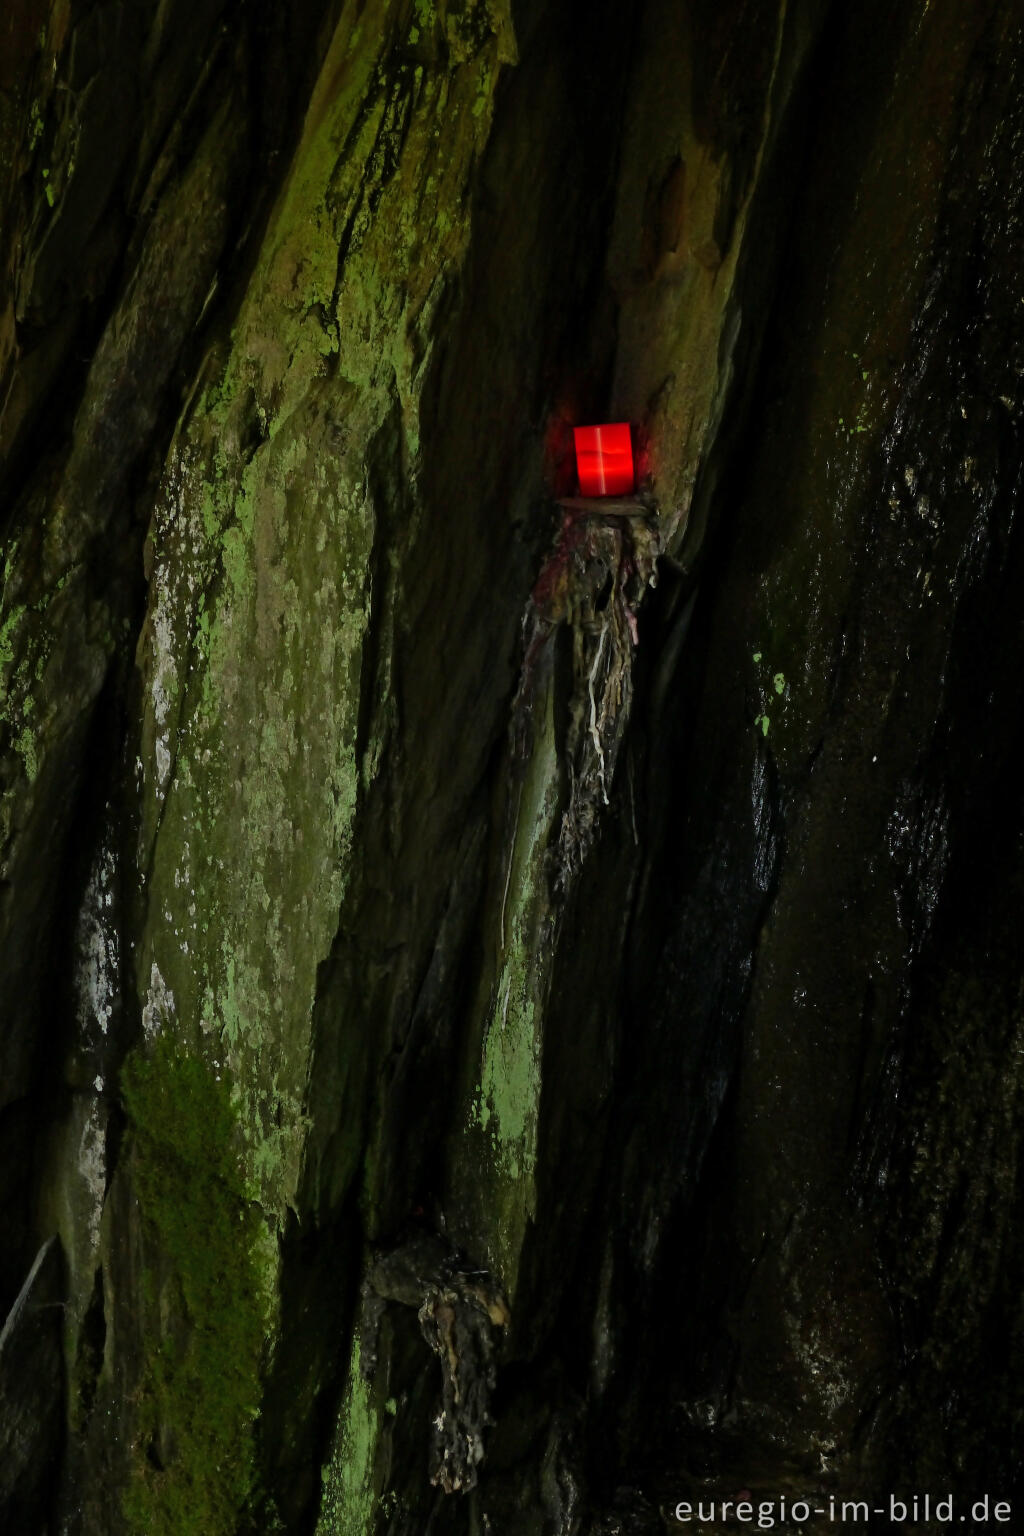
[
  {"left": 0, "top": 1, "right": 1023, "bottom": 1534},
  {"left": 595, "top": 0, "right": 1024, "bottom": 1516}
]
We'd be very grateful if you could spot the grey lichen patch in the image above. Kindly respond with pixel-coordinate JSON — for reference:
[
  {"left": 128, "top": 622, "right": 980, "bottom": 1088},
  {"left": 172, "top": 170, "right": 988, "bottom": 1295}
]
[
  {"left": 36, "top": 819, "right": 121, "bottom": 1348},
  {"left": 141, "top": 961, "right": 176, "bottom": 1040}
]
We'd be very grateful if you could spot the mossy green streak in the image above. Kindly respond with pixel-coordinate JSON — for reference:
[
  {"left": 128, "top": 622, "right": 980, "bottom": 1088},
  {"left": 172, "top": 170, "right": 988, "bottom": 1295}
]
[{"left": 120, "top": 1038, "right": 271, "bottom": 1536}]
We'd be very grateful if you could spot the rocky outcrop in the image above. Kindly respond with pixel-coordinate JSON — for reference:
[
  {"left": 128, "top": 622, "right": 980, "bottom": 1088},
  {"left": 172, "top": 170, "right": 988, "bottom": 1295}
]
[
  {"left": 0, "top": 1238, "right": 64, "bottom": 1528},
  {"left": 1, "top": 0, "right": 1022, "bottom": 1532}
]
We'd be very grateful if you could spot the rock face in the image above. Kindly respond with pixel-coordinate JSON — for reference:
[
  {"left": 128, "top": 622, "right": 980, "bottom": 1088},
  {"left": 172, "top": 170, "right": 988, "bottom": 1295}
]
[
  {"left": 1, "top": 0, "right": 1022, "bottom": 1532},
  {"left": 0, "top": 1238, "right": 64, "bottom": 1528}
]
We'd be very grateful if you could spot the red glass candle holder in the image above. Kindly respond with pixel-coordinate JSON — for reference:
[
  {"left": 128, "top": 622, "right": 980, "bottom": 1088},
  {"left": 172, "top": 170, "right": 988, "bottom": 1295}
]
[{"left": 572, "top": 422, "right": 635, "bottom": 497}]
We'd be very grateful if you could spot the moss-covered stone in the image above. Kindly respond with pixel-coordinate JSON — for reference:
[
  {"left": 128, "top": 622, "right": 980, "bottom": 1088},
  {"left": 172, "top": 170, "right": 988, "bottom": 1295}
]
[
  {"left": 439, "top": 627, "right": 561, "bottom": 1300},
  {"left": 134, "top": 0, "right": 518, "bottom": 1226},
  {"left": 7, "top": 0, "right": 1023, "bottom": 1531},
  {"left": 119, "top": 1036, "right": 271, "bottom": 1536},
  {"left": 315, "top": 1332, "right": 384, "bottom": 1536}
]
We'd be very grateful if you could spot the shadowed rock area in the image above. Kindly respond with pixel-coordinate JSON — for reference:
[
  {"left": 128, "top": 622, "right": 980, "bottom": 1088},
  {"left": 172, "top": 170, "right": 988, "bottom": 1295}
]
[{"left": 1, "top": 0, "right": 1022, "bottom": 1532}]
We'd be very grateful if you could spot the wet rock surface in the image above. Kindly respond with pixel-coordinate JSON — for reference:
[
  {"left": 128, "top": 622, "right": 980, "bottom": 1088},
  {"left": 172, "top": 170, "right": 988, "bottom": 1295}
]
[
  {"left": 0, "top": 1237, "right": 64, "bottom": 1527},
  {"left": 359, "top": 1229, "right": 510, "bottom": 1493},
  {"left": 1, "top": 0, "right": 1023, "bottom": 1532}
]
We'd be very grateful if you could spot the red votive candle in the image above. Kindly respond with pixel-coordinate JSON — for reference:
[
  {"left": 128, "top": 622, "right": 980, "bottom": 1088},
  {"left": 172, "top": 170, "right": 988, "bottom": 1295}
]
[{"left": 573, "top": 422, "right": 635, "bottom": 497}]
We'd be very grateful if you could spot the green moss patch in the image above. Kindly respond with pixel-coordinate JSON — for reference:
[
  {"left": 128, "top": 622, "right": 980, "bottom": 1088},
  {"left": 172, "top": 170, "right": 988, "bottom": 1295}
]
[
  {"left": 316, "top": 1333, "right": 381, "bottom": 1536},
  {"left": 121, "top": 1037, "right": 271, "bottom": 1536}
]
